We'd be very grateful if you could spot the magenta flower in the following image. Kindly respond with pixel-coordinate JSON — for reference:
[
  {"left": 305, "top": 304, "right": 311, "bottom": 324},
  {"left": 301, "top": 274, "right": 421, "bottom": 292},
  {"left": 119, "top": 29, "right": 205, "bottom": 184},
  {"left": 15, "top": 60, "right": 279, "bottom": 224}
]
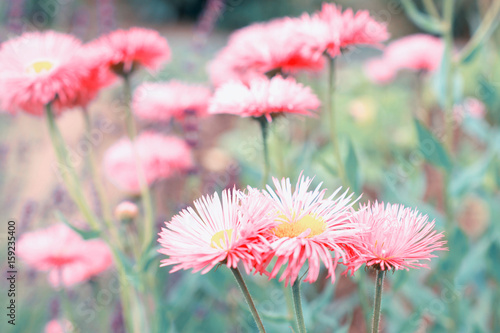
[
  {"left": 103, "top": 131, "right": 193, "bottom": 193},
  {"left": 91, "top": 27, "right": 171, "bottom": 75},
  {"left": 257, "top": 175, "right": 359, "bottom": 286},
  {"left": 208, "top": 75, "right": 320, "bottom": 122},
  {"left": 0, "top": 31, "right": 91, "bottom": 115},
  {"left": 384, "top": 34, "right": 444, "bottom": 73},
  {"left": 208, "top": 17, "right": 325, "bottom": 86},
  {"left": 17, "top": 224, "right": 113, "bottom": 288},
  {"left": 133, "top": 81, "right": 211, "bottom": 122},
  {"left": 158, "top": 188, "right": 277, "bottom": 274},
  {"left": 345, "top": 202, "right": 447, "bottom": 274}
]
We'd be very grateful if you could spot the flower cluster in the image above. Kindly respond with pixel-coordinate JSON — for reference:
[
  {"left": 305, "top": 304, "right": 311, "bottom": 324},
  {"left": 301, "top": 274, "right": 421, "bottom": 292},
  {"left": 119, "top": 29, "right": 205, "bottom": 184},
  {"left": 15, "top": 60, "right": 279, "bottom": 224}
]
[{"left": 158, "top": 174, "right": 447, "bottom": 285}]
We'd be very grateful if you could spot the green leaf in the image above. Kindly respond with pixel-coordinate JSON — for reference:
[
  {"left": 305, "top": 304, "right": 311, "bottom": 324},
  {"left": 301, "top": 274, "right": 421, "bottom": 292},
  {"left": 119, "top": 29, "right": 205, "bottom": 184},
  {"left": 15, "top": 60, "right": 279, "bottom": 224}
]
[
  {"left": 414, "top": 119, "right": 453, "bottom": 172},
  {"left": 345, "top": 139, "right": 360, "bottom": 194},
  {"left": 401, "top": 0, "right": 444, "bottom": 34},
  {"left": 55, "top": 210, "right": 100, "bottom": 240}
]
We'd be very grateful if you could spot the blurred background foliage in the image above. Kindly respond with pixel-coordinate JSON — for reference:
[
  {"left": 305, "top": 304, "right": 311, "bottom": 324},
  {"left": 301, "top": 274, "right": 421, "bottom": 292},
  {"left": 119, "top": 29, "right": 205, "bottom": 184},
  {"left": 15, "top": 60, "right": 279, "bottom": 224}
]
[{"left": 0, "top": 0, "right": 499, "bottom": 333}]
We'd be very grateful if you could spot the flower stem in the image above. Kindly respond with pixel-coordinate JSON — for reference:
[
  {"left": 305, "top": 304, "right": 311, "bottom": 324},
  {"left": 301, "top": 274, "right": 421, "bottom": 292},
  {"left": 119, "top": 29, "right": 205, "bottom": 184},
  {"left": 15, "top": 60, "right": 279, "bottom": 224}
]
[
  {"left": 257, "top": 116, "right": 270, "bottom": 187},
  {"left": 122, "top": 75, "right": 155, "bottom": 254},
  {"left": 45, "top": 104, "right": 101, "bottom": 230},
  {"left": 230, "top": 267, "right": 266, "bottom": 333},
  {"left": 327, "top": 56, "right": 348, "bottom": 188},
  {"left": 81, "top": 109, "right": 119, "bottom": 242},
  {"left": 291, "top": 281, "right": 307, "bottom": 333},
  {"left": 371, "top": 270, "right": 386, "bottom": 333},
  {"left": 442, "top": 0, "right": 455, "bottom": 153}
]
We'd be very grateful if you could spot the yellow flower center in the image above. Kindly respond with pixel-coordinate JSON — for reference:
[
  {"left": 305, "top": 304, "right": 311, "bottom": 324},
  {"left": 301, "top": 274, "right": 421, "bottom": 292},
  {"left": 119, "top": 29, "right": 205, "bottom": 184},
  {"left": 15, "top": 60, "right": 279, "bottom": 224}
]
[
  {"left": 27, "top": 60, "right": 54, "bottom": 74},
  {"left": 210, "top": 229, "right": 233, "bottom": 249},
  {"left": 271, "top": 214, "right": 326, "bottom": 238}
]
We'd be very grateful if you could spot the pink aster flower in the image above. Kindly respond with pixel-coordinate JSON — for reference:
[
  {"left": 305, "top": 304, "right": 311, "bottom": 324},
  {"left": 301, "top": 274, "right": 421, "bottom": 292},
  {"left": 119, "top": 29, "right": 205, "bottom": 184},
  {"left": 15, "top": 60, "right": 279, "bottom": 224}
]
[
  {"left": 44, "top": 319, "right": 73, "bottom": 333},
  {"left": 208, "top": 17, "right": 324, "bottom": 86},
  {"left": 384, "top": 34, "right": 444, "bottom": 72},
  {"left": 158, "top": 188, "right": 277, "bottom": 274},
  {"left": 17, "top": 224, "right": 113, "bottom": 288},
  {"left": 208, "top": 75, "right": 320, "bottom": 121},
  {"left": 103, "top": 131, "right": 193, "bottom": 193},
  {"left": 344, "top": 202, "right": 447, "bottom": 274},
  {"left": 317, "top": 3, "right": 389, "bottom": 57},
  {"left": 0, "top": 31, "right": 91, "bottom": 116},
  {"left": 364, "top": 58, "right": 395, "bottom": 84},
  {"left": 256, "top": 175, "right": 359, "bottom": 286},
  {"left": 92, "top": 27, "right": 171, "bottom": 75},
  {"left": 133, "top": 81, "right": 211, "bottom": 122}
]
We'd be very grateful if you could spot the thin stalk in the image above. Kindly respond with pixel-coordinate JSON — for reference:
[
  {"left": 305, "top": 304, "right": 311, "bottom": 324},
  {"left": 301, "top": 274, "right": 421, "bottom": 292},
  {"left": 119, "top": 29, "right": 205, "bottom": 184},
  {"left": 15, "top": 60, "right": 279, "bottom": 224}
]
[
  {"left": 45, "top": 104, "right": 101, "bottom": 230},
  {"left": 258, "top": 117, "right": 270, "bottom": 187},
  {"left": 327, "top": 56, "right": 348, "bottom": 188},
  {"left": 81, "top": 109, "right": 118, "bottom": 241},
  {"left": 423, "top": 0, "right": 440, "bottom": 20},
  {"left": 371, "top": 270, "right": 386, "bottom": 333},
  {"left": 122, "top": 75, "right": 155, "bottom": 253},
  {"left": 442, "top": 0, "right": 455, "bottom": 153},
  {"left": 458, "top": 0, "right": 500, "bottom": 63},
  {"left": 291, "top": 281, "right": 307, "bottom": 333},
  {"left": 230, "top": 267, "right": 266, "bottom": 333}
]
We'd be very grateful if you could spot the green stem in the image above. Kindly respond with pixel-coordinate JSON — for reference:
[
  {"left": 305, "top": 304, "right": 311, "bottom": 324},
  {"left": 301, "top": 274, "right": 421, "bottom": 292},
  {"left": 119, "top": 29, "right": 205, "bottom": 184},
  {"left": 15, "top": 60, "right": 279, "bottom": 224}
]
[
  {"left": 423, "top": 0, "right": 440, "bottom": 20},
  {"left": 230, "top": 267, "right": 266, "bottom": 333},
  {"left": 291, "top": 281, "right": 307, "bottom": 333},
  {"left": 45, "top": 104, "right": 101, "bottom": 230},
  {"left": 458, "top": 0, "right": 500, "bottom": 63},
  {"left": 122, "top": 75, "right": 155, "bottom": 254},
  {"left": 258, "top": 117, "right": 270, "bottom": 187},
  {"left": 81, "top": 109, "right": 119, "bottom": 241},
  {"left": 442, "top": 0, "right": 455, "bottom": 154},
  {"left": 327, "top": 56, "right": 348, "bottom": 188},
  {"left": 371, "top": 270, "right": 386, "bottom": 333}
]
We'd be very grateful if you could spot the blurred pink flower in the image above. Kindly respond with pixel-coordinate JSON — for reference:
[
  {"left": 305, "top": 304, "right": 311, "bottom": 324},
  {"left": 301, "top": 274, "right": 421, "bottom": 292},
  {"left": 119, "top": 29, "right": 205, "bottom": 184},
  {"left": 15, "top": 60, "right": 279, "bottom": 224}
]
[
  {"left": 384, "top": 34, "right": 444, "bottom": 72},
  {"left": 44, "top": 319, "right": 73, "bottom": 333},
  {"left": 364, "top": 58, "right": 395, "bottom": 84},
  {"left": 208, "top": 75, "right": 320, "bottom": 121},
  {"left": 74, "top": 43, "right": 117, "bottom": 108},
  {"left": 158, "top": 188, "right": 277, "bottom": 274},
  {"left": 133, "top": 81, "right": 211, "bottom": 122},
  {"left": 92, "top": 27, "right": 171, "bottom": 75},
  {"left": 0, "top": 31, "right": 92, "bottom": 116},
  {"left": 344, "top": 202, "right": 447, "bottom": 274},
  {"left": 208, "top": 17, "right": 324, "bottom": 86},
  {"left": 17, "top": 224, "right": 113, "bottom": 288},
  {"left": 317, "top": 3, "right": 389, "bottom": 57},
  {"left": 103, "top": 131, "right": 193, "bottom": 193},
  {"left": 256, "top": 175, "right": 359, "bottom": 286}
]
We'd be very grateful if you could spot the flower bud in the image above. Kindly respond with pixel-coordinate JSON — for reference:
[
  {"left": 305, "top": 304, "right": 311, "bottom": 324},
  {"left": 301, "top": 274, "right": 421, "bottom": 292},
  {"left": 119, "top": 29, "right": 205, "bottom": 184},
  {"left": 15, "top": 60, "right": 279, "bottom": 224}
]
[{"left": 114, "top": 201, "right": 138, "bottom": 221}]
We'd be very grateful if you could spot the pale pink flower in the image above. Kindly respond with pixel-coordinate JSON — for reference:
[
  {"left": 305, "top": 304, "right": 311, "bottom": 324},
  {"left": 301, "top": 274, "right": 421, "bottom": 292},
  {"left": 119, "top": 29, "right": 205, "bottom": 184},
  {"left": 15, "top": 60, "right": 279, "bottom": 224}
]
[
  {"left": 44, "top": 319, "right": 73, "bottom": 333},
  {"left": 103, "top": 131, "right": 193, "bottom": 193},
  {"left": 133, "top": 81, "right": 211, "bottom": 122},
  {"left": 158, "top": 188, "right": 277, "bottom": 274},
  {"left": 92, "top": 27, "right": 171, "bottom": 75},
  {"left": 0, "top": 31, "right": 91, "bottom": 116},
  {"left": 208, "top": 17, "right": 324, "bottom": 86},
  {"left": 317, "top": 3, "right": 389, "bottom": 57},
  {"left": 364, "top": 58, "right": 395, "bottom": 84},
  {"left": 256, "top": 175, "right": 359, "bottom": 286},
  {"left": 17, "top": 224, "right": 113, "bottom": 287},
  {"left": 384, "top": 34, "right": 444, "bottom": 72},
  {"left": 344, "top": 202, "right": 447, "bottom": 274},
  {"left": 208, "top": 75, "right": 320, "bottom": 121}
]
